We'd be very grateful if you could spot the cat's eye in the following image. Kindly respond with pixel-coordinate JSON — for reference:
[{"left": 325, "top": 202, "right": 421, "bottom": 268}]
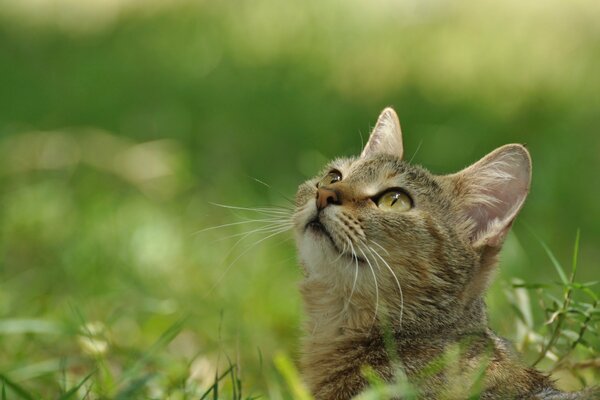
[
  {"left": 317, "top": 170, "right": 342, "bottom": 187},
  {"left": 376, "top": 190, "right": 412, "bottom": 212}
]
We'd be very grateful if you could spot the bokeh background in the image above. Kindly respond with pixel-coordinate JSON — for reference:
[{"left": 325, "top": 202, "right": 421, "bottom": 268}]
[{"left": 0, "top": 0, "right": 598, "bottom": 398}]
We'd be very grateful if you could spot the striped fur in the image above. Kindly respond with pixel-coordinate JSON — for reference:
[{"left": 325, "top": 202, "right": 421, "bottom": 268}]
[{"left": 292, "top": 108, "right": 598, "bottom": 399}]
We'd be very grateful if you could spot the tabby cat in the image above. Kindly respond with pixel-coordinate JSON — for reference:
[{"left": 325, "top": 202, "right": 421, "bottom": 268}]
[{"left": 292, "top": 108, "right": 598, "bottom": 399}]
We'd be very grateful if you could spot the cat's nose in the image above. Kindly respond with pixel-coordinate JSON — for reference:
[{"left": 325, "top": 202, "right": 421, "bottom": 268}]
[{"left": 316, "top": 187, "right": 341, "bottom": 210}]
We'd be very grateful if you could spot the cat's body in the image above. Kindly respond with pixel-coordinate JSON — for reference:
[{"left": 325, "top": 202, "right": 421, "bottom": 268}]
[
  {"left": 302, "top": 320, "right": 589, "bottom": 399},
  {"left": 292, "top": 108, "right": 598, "bottom": 399}
]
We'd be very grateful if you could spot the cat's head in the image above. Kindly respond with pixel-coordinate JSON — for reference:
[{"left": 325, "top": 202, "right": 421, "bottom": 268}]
[{"left": 293, "top": 108, "right": 531, "bottom": 333}]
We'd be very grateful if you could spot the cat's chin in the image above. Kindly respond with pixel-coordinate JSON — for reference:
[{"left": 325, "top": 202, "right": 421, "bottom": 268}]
[
  {"left": 300, "top": 221, "right": 366, "bottom": 272},
  {"left": 305, "top": 219, "right": 341, "bottom": 251}
]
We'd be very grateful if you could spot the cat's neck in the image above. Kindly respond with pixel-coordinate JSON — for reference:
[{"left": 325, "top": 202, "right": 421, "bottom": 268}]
[
  {"left": 300, "top": 306, "right": 493, "bottom": 400},
  {"left": 300, "top": 274, "right": 488, "bottom": 341},
  {"left": 301, "top": 317, "right": 557, "bottom": 400}
]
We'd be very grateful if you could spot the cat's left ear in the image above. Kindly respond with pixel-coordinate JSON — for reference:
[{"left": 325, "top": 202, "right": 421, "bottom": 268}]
[
  {"left": 361, "top": 107, "right": 404, "bottom": 159},
  {"left": 453, "top": 144, "right": 532, "bottom": 250}
]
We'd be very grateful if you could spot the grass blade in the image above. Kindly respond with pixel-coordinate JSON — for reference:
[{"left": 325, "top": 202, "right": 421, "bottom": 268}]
[
  {"left": 570, "top": 229, "right": 580, "bottom": 279},
  {"left": 199, "top": 365, "right": 235, "bottom": 400},
  {"left": 0, "top": 374, "right": 35, "bottom": 400},
  {"left": 214, "top": 370, "right": 218, "bottom": 400},
  {"left": 120, "top": 315, "right": 187, "bottom": 383},
  {"left": 115, "top": 373, "right": 155, "bottom": 400},
  {"left": 273, "top": 352, "right": 312, "bottom": 400},
  {"left": 58, "top": 371, "right": 95, "bottom": 400},
  {"left": 538, "top": 237, "right": 568, "bottom": 284},
  {"left": 0, "top": 319, "right": 61, "bottom": 335},
  {"left": 226, "top": 356, "right": 237, "bottom": 400}
]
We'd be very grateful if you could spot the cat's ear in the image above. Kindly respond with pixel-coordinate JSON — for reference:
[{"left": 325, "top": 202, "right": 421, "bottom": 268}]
[
  {"left": 361, "top": 107, "right": 404, "bottom": 159},
  {"left": 452, "top": 144, "right": 531, "bottom": 300},
  {"left": 453, "top": 144, "right": 531, "bottom": 249}
]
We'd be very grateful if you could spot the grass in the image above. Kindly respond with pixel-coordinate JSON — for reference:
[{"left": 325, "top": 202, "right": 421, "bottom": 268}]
[
  {"left": 1, "top": 217, "right": 598, "bottom": 399},
  {"left": 302, "top": 231, "right": 600, "bottom": 400},
  {"left": 0, "top": 0, "right": 599, "bottom": 398},
  {"left": 509, "top": 231, "right": 600, "bottom": 387}
]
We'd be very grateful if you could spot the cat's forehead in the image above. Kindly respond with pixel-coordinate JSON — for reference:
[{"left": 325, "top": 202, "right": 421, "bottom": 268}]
[{"left": 326, "top": 155, "right": 437, "bottom": 188}]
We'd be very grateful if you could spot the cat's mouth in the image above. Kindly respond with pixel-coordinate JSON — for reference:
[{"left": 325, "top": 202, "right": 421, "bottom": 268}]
[
  {"left": 305, "top": 219, "right": 336, "bottom": 245},
  {"left": 305, "top": 218, "right": 365, "bottom": 263}
]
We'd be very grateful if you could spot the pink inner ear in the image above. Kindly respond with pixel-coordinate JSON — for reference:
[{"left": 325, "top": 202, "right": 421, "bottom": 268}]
[{"left": 461, "top": 145, "right": 531, "bottom": 246}]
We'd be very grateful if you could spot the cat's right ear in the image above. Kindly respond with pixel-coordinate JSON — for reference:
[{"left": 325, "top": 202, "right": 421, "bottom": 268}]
[
  {"left": 452, "top": 144, "right": 532, "bottom": 249},
  {"left": 451, "top": 144, "right": 531, "bottom": 300},
  {"left": 361, "top": 107, "right": 404, "bottom": 159}
]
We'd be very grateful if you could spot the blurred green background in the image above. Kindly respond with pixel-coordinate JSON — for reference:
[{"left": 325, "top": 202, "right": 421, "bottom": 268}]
[{"left": 0, "top": 0, "right": 598, "bottom": 398}]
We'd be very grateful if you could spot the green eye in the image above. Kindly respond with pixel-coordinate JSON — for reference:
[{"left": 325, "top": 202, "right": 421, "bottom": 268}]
[
  {"left": 317, "top": 170, "right": 342, "bottom": 187},
  {"left": 376, "top": 190, "right": 412, "bottom": 212}
]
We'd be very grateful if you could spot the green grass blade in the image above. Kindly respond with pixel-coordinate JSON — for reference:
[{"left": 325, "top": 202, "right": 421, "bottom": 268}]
[
  {"left": 511, "top": 283, "right": 549, "bottom": 289},
  {"left": 115, "top": 373, "right": 155, "bottom": 400},
  {"left": 226, "top": 356, "right": 237, "bottom": 400},
  {"left": 0, "top": 319, "right": 61, "bottom": 335},
  {"left": 0, "top": 374, "right": 35, "bottom": 400},
  {"left": 257, "top": 347, "right": 263, "bottom": 371},
  {"left": 58, "top": 371, "right": 95, "bottom": 400},
  {"left": 570, "top": 229, "right": 580, "bottom": 279},
  {"left": 582, "top": 287, "right": 599, "bottom": 302},
  {"left": 199, "top": 382, "right": 216, "bottom": 400},
  {"left": 538, "top": 237, "right": 568, "bottom": 284},
  {"left": 525, "top": 226, "right": 568, "bottom": 284},
  {"left": 9, "top": 359, "right": 62, "bottom": 382},
  {"left": 213, "top": 369, "right": 218, "bottom": 400},
  {"left": 69, "top": 303, "right": 115, "bottom": 393},
  {"left": 199, "top": 365, "right": 235, "bottom": 400},
  {"left": 2, "top": 383, "right": 6, "bottom": 400},
  {"left": 273, "top": 352, "right": 312, "bottom": 400},
  {"left": 120, "top": 315, "right": 187, "bottom": 383}
]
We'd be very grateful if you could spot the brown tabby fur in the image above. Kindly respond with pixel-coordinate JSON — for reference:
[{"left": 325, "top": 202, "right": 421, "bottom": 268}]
[{"left": 292, "top": 108, "right": 599, "bottom": 399}]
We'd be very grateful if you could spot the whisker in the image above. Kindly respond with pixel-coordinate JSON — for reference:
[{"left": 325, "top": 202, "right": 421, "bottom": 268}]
[
  {"left": 358, "top": 246, "right": 379, "bottom": 331},
  {"left": 363, "top": 245, "right": 384, "bottom": 310},
  {"left": 213, "top": 223, "right": 293, "bottom": 242},
  {"left": 346, "top": 239, "right": 360, "bottom": 308},
  {"left": 367, "top": 244, "right": 404, "bottom": 328},
  {"left": 209, "top": 202, "right": 293, "bottom": 215},
  {"left": 215, "top": 223, "right": 290, "bottom": 259},
  {"left": 193, "top": 218, "right": 291, "bottom": 235},
  {"left": 212, "top": 224, "right": 292, "bottom": 276},
  {"left": 368, "top": 239, "right": 390, "bottom": 256},
  {"left": 247, "top": 175, "right": 296, "bottom": 206},
  {"left": 362, "top": 243, "right": 382, "bottom": 272},
  {"left": 330, "top": 239, "right": 349, "bottom": 264},
  {"left": 313, "top": 240, "right": 357, "bottom": 330},
  {"left": 319, "top": 238, "right": 360, "bottom": 327},
  {"left": 408, "top": 139, "right": 423, "bottom": 163},
  {"left": 206, "top": 226, "right": 292, "bottom": 296}
]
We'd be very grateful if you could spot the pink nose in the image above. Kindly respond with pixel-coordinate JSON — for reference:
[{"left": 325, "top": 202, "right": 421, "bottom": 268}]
[{"left": 316, "top": 187, "right": 340, "bottom": 210}]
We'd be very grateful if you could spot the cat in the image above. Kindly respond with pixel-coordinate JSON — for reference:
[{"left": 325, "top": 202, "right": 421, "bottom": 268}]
[{"left": 292, "top": 108, "right": 599, "bottom": 399}]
